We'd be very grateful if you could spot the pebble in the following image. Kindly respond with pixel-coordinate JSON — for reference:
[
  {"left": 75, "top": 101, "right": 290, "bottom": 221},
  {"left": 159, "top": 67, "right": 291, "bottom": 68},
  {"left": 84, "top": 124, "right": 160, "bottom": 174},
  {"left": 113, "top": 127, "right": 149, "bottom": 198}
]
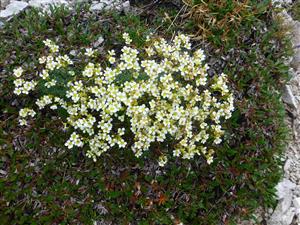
[
  {"left": 93, "top": 35, "right": 104, "bottom": 48},
  {"left": 69, "top": 50, "right": 76, "bottom": 56}
]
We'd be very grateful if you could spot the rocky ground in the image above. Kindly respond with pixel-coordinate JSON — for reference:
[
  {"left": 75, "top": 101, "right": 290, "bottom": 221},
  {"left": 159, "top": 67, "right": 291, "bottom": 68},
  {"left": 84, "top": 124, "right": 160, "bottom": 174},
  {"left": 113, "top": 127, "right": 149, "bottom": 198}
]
[
  {"left": 0, "top": 0, "right": 130, "bottom": 18},
  {"left": 267, "top": 1, "right": 300, "bottom": 224},
  {"left": 1, "top": 0, "right": 300, "bottom": 225},
  {"left": 239, "top": 1, "right": 300, "bottom": 225}
]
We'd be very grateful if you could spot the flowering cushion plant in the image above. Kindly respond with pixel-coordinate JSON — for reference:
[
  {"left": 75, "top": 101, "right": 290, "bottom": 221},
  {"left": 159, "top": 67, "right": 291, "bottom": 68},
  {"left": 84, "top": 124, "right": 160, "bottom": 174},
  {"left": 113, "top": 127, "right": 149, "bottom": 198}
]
[{"left": 13, "top": 33, "right": 234, "bottom": 166}]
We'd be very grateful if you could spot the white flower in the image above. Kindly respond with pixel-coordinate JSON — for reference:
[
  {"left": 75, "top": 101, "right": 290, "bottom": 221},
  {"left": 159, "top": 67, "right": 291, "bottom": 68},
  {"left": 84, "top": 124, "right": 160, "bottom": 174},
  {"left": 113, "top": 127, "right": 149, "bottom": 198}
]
[
  {"left": 173, "top": 149, "right": 181, "bottom": 157},
  {"left": 122, "top": 32, "right": 132, "bottom": 45},
  {"left": 13, "top": 67, "right": 23, "bottom": 78},
  {"left": 19, "top": 108, "right": 36, "bottom": 117},
  {"left": 65, "top": 132, "right": 84, "bottom": 149},
  {"left": 158, "top": 155, "right": 168, "bottom": 167},
  {"left": 43, "top": 39, "right": 52, "bottom": 47},
  {"left": 45, "top": 79, "right": 57, "bottom": 88},
  {"left": 108, "top": 50, "right": 116, "bottom": 64},
  {"left": 14, "top": 88, "right": 22, "bottom": 95},
  {"left": 19, "top": 119, "right": 27, "bottom": 126},
  {"left": 50, "top": 104, "right": 58, "bottom": 110},
  {"left": 50, "top": 44, "right": 59, "bottom": 53},
  {"left": 39, "top": 70, "right": 49, "bottom": 79},
  {"left": 43, "top": 39, "right": 59, "bottom": 53},
  {"left": 85, "top": 48, "right": 95, "bottom": 57},
  {"left": 14, "top": 79, "right": 24, "bottom": 87},
  {"left": 13, "top": 34, "right": 234, "bottom": 166},
  {"left": 39, "top": 56, "right": 47, "bottom": 64}
]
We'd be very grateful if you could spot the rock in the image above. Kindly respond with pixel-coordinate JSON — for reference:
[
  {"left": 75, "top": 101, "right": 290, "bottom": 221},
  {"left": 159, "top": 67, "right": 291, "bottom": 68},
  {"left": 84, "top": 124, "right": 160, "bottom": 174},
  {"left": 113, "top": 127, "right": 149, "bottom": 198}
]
[
  {"left": 281, "top": 208, "right": 295, "bottom": 225},
  {"left": 281, "top": 207, "right": 295, "bottom": 225},
  {"left": 278, "top": 191, "right": 293, "bottom": 214},
  {"left": 293, "top": 186, "right": 300, "bottom": 197},
  {"left": 93, "top": 35, "right": 104, "bottom": 48},
  {"left": 295, "top": 208, "right": 300, "bottom": 225},
  {"left": 0, "top": 169, "right": 7, "bottom": 175},
  {"left": 69, "top": 50, "right": 76, "bottom": 56},
  {"left": 116, "top": 1, "right": 130, "bottom": 12},
  {"left": 0, "top": 20, "right": 4, "bottom": 28},
  {"left": 268, "top": 207, "right": 295, "bottom": 225},
  {"left": 291, "top": 21, "right": 300, "bottom": 71},
  {"left": 269, "top": 188, "right": 293, "bottom": 224},
  {"left": 90, "top": 0, "right": 111, "bottom": 11},
  {"left": 0, "top": 0, "right": 11, "bottom": 9},
  {"left": 28, "top": 0, "right": 69, "bottom": 8},
  {"left": 284, "top": 159, "right": 292, "bottom": 172},
  {"left": 0, "top": 0, "right": 9, "bottom": 8},
  {"left": 0, "top": 1, "right": 28, "bottom": 18},
  {"left": 275, "top": 178, "right": 296, "bottom": 200},
  {"left": 293, "top": 197, "right": 300, "bottom": 209},
  {"left": 272, "top": 0, "right": 293, "bottom": 6},
  {"left": 90, "top": 0, "right": 130, "bottom": 11},
  {"left": 282, "top": 85, "right": 298, "bottom": 109},
  {"left": 269, "top": 180, "right": 297, "bottom": 224},
  {"left": 292, "top": 21, "right": 300, "bottom": 46}
]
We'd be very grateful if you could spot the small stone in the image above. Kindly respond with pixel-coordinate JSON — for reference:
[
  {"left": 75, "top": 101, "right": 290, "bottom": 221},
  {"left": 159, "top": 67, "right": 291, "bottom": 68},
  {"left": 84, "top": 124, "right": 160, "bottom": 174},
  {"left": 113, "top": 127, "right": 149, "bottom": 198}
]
[
  {"left": 123, "top": 1, "right": 130, "bottom": 8},
  {"left": 93, "top": 36, "right": 104, "bottom": 48},
  {"left": 282, "top": 85, "right": 298, "bottom": 109},
  {"left": 0, "top": 169, "right": 7, "bottom": 175},
  {"left": 0, "top": 1, "right": 28, "bottom": 18},
  {"left": 0, "top": 21, "right": 4, "bottom": 28},
  {"left": 116, "top": 1, "right": 130, "bottom": 11},
  {"left": 69, "top": 50, "right": 76, "bottom": 56}
]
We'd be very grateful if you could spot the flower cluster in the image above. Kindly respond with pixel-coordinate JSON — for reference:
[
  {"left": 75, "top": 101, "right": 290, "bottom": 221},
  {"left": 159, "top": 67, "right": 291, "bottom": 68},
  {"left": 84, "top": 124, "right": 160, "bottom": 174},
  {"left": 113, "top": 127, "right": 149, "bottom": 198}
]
[
  {"left": 18, "top": 108, "right": 36, "bottom": 126},
  {"left": 13, "top": 33, "right": 234, "bottom": 166},
  {"left": 13, "top": 68, "right": 37, "bottom": 95}
]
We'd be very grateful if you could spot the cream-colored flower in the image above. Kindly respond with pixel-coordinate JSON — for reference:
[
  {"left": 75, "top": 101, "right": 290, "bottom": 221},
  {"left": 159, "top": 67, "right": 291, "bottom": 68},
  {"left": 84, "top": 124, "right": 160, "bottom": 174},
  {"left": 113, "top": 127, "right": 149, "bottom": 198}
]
[
  {"left": 13, "top": 67, "right": 23, "bottom": 78},
  {"left": 13, "top": 34, "right": 234, "bottom": 167},
  {"left": 122, "top": 32, "right": 132, "bottom": 45},
  {"left": 85, "top": 48, "right": 95, "bottom": 57},
  {"left": 158, "top": 155, "right": 168, "bottom": 167}
]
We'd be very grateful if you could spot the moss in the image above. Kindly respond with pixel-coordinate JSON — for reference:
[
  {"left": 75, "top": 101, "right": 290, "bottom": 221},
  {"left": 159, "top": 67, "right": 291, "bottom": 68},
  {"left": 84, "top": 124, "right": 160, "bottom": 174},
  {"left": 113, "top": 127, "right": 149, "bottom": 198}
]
[{"left": 0, "top": 0, "right": 292, "bottom": 224}]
